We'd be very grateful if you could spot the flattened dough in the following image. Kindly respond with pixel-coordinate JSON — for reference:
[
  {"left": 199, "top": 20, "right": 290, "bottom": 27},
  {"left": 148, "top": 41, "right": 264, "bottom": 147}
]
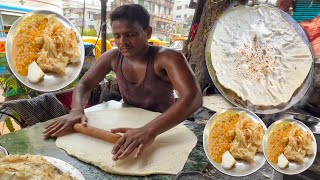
[
  {"left": 211, "top": 5, "right": 313, "bottom": 106},
  {"left": 56, "top": 108, "right": 197, "bottom": 176}
]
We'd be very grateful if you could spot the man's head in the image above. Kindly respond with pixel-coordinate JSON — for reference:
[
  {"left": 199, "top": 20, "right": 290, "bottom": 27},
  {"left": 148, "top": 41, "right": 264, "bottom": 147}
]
[{"left": 110, "top": 4, "right": 152, "bottom": 58}]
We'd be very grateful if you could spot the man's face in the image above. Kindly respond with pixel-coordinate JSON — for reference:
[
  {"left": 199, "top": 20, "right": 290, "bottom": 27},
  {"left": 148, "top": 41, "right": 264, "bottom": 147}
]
[{"left": 112, "top": 19, "right": 151, "bottom": 58}]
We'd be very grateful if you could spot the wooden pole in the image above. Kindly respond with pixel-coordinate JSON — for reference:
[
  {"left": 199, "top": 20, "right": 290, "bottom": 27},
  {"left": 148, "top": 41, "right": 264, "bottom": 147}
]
[
  {"left": 82, "top": 0, "right": 86, "bottom": 36},
  {"left": 101, "top": 0, "right": 107, "bottom": 53}
]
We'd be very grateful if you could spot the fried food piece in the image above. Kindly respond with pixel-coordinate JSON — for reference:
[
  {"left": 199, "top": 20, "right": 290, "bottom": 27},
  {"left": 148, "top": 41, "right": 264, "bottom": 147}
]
[
  {"left": 37, "top": 15, "right": 80, "bottom": 75},
  {"left": 283, "top": 123, "right": 313, "bottom": 163},
  {"left": 229, "top": 112, "right": 264, "bottom": 162}
]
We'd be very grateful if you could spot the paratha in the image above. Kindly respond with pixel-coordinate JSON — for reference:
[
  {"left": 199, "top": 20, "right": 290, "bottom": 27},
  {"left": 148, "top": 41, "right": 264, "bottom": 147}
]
[
  {"left": 210, "top": 5, "right": 313, "bottom": 106},
  {"left": 0, "top": 155, "right": 76, "bottom": 180}
]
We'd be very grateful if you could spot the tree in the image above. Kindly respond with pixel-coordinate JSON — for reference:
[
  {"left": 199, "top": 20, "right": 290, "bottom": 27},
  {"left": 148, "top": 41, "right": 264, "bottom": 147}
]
[
  {"left": 101, "top": 0, "right": 107, "bottom": 53},
  {"left": 184, "top": 0, "right": 231, "bottom": 91}
]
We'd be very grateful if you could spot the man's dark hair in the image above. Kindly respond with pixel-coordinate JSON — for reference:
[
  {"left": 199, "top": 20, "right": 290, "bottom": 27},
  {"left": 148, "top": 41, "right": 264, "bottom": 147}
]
[{"left": 110, "top": 4, "right": 150, "bottom": 30}]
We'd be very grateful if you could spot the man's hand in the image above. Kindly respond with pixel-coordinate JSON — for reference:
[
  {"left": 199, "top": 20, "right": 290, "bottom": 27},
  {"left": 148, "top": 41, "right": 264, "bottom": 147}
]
[
  {"left": 43, "top": 110, "right": 88, "bottom": 138},
  {"left": 111, "top": 127, "right": 155, "bottom": 161}
]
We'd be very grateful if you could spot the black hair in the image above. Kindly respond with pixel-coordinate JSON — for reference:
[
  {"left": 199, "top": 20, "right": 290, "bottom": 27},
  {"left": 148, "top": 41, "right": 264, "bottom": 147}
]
[{"left": 110, "top": 4, "right": 150, "bottom": 30}]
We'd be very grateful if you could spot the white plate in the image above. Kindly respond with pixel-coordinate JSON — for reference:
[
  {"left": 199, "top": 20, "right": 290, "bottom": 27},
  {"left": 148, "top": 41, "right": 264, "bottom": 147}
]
[
  {"left": 203, "top": 107, "right": 267, "bottom": 177},
  {"left": 45, "top": 156, "right": 85, "bottom": 180},
  {"left": 262, "top": 119, "right": 317, "bottom": 175},
  {"left": 5, "top": 10, "right": 84, "bottom": 92},
  {"left": 0, "top": 145, "right": 8, "bottom": 157}
]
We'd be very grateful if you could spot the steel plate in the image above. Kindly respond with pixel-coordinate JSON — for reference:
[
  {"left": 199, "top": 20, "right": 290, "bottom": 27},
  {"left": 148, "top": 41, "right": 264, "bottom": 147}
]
[
  {"left": 205, "top": 4, "right": 315, "bottom": 114},
  {"left": 5, "top": 10, "right": 84, "bottom": 92},
  {"left": 262, "top": 119, "right": 317, "bottom": 175},
  {"left": 203, "top": 107, "right": 267, "bottom": 177},
  {"left": 45, "top": 156, "right": 86, "bottom": 180}
]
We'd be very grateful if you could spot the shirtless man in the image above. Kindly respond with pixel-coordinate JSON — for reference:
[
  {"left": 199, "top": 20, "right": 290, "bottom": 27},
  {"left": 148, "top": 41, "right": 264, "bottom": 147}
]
[{"left": 44, "top": 4, "right": 202, "bottom": 161}]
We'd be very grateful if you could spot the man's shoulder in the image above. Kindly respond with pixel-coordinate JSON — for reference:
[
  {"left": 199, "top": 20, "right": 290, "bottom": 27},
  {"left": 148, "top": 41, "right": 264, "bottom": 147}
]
[
  {"left": 99, "top": 48, "right": 120, "bottom": 63},
  {"left": 155, "top": 47, "right": 185, "bottom": 62},
  {"left": 104, "top": 48, "right": 120, "bottom": 59},
  {"left": 95, "top": 48, "right": 120, "bottom": 70}
]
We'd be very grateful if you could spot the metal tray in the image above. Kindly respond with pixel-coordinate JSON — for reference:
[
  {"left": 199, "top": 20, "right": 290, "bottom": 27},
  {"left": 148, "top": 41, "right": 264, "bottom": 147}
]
[
  {"left": 5, "top": 10, "right": 84, "bottom": 92},
  {"left": 203, "top": 107, "right": 267, "bottom": 177},
  {"left": 205, "top": 4, "right": 315, "bottom": 114},
  {"left": 262, "top": 119, "right": 317, "bottom": 175}
]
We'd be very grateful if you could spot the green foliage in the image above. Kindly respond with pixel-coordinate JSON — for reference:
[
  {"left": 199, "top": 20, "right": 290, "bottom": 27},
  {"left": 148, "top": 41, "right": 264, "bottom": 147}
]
[
  {"left": 175, "top": 24, "right": 186, "bottom": 35},
  {"left": 0, "top": 55, "right": 31, "bottom": 98},
  {"left": 105, "top": 71, "right": 116, "bottom": 81},
  {"left": 4, "top": 118, "right": 15, "bottom": 132},
  {"left": 107, "top": 33, "right": 114, "bottom": 40},
  {"left": 175, "top": 16, "right": 194, "bottom": 36},
  {"left": 0, "top": 53, "right": 6, "bottom": 67},
  {"left": 82, "top": 29, "right": 97, "bottom": 36}
]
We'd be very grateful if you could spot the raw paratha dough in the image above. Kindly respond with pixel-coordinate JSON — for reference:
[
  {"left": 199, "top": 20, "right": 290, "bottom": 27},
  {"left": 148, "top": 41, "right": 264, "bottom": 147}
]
[
  {"left": 202, "top": 95, "right": 234, "bottom": 112},
  {"left": 56, "top": 108, "right": 197, "bottom": 176},
  {"left": 211, "top": 5, "right": 313, "bottom": 106}
]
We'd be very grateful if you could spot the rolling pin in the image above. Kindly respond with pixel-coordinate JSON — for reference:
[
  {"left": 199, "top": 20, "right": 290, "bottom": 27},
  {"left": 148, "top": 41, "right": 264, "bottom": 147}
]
[{"left": 73, "top": 123, "right": 122, "bottom": 144}]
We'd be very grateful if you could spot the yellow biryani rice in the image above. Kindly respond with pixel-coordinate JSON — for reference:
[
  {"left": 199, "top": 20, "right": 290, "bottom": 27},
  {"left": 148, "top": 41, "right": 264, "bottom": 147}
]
[
  {"left": 208, "top": 111, "right": 239, "bottom": 163},
  {"left": 13, "top": 15, "right": 48, "bottom": 76}
]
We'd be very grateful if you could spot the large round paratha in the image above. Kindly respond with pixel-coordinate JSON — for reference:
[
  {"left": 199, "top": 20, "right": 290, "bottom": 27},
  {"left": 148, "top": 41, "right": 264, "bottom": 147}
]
[{"left": 210, "top": 5, "right": 313, "bottom": 106}]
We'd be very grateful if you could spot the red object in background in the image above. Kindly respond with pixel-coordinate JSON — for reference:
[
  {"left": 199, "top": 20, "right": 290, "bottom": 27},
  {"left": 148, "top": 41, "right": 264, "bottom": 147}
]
[
  {"left": 56, "top": 91, "right": 90, "bottom": 110},
  {"left": 300, "top": 16, "right": 320, "bottom": 59},
  {"left": 190, "top": 23, "right": 199, "bottom": 41},
  {"left": 300, "top": 16, "right": 320, "bottom": 41},
  {"left": 0, "top": 41, "right": 5, "bottom": 53},
  {"left": 56, "top": 91, "right": 73, "bottom": 110},
  {"left": 277, "top": 0, "right": 295, "bottom": 14}
]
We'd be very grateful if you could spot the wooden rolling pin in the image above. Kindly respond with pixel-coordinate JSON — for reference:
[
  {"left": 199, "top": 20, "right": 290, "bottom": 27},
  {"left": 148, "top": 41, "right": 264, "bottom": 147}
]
[{"left": 73, "top": 123, "right": 122, "bottom": 144}]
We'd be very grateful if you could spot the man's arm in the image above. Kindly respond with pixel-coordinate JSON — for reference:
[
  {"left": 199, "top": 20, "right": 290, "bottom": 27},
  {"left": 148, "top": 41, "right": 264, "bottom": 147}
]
[
  {"left": 71, "top": 49, "right": 118, "bottom": 112},
  {"left": 144, "top": 49, "right": 203, "bottom": 135},
  {"left": 111, "top": 49, "right": 202, "bottom": 160},
  {"left": 44, "top": 49, "right": 118, "bottom": 138}
]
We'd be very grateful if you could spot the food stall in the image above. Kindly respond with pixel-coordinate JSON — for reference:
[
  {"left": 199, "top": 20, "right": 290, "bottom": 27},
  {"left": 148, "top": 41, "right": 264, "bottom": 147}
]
[{"left": 0, "top": 0, "right": 320, "bottom": 180}]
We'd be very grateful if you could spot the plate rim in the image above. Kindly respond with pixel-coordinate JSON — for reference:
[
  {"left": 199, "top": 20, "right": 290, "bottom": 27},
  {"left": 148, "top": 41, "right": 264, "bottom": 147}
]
[
  {"left": 262, "top": 119, "right": 317, "bottom": 175},
  {"left": 0, "top": 145, "right": 8, "bottom": 157},
  {"left": 205, "top": 4, "right": 315, "bottom": 114},
  {"left": 44, "top": 156, "right": 86, "bottom": 180},
  {"left": 203, "top": 107, "right": 267, "bottom": 177},
  {"left": 5, "top": 10, "right": 85, "bottom": 92}
]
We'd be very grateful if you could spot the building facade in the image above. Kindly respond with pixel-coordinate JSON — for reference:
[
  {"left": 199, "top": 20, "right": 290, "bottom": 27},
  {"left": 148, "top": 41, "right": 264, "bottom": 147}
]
[
  {"left": 0, "top": 0, "right": 63, "bottom": 14},
  {"left": 112, "top": 0, "right": 175, "bottom": 41},
  {"left": 62, "top": 0, "right": 112, "bottom": 35},
  {"left": 173, "top": 0, "right": 194, "bottom": 24},
  {"left": 172, "top": 0, "right": 194, "bottom": 36}
]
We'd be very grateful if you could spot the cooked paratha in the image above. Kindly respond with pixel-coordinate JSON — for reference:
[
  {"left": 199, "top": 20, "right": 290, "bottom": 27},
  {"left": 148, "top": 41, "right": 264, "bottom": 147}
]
[
  {"left": 210, "top": 5, "right": 313, "bottom": 106},
  {"left": 0, "top": 155, "right": 76, "bottom": 180}
]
